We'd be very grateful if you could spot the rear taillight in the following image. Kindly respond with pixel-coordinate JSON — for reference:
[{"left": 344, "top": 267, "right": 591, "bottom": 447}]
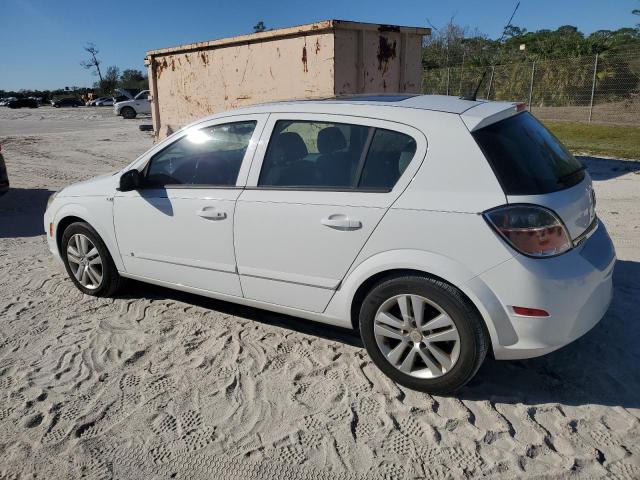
[{"left": 484, "top": 205, "right": 572, "bottom": 257}]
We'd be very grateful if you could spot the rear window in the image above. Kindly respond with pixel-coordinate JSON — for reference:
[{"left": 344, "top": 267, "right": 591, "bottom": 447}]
[{"left": 472, "top": 112, "right": 585, "bottom": 195}]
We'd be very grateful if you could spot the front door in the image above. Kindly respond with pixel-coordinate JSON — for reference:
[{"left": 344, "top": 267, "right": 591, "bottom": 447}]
[
  {"left": 234, "top": 113, "right": 427, "bottom": 312},
  {"left": 114, "top": 115, "right": 265, "bottom": 296}
]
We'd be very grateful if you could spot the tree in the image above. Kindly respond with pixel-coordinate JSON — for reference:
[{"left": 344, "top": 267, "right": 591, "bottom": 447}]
[
  {"left": 120, "top": 69, "right": 146, "bottom": 88},
  {"left": 80, "top": 43, "right": 103, "bottom": 83},
  {"left": 503, "top": 25, "right": 526, "bottom": 38},
  {"left": 253, "top": 21, "right": 266, "bottom": 33},
  {"left": 100, "top": 66, "right": 120, "bottom": 94}
]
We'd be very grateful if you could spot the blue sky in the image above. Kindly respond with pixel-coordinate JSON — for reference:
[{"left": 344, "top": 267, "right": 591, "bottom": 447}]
[{"left": 1, "top": 0, "right": 638, "bottom": 90}]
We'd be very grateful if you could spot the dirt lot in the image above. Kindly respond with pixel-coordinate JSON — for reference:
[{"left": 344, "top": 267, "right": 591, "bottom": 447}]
[{"left": 0, "top": 106, "right": 639, "bottom": 479}]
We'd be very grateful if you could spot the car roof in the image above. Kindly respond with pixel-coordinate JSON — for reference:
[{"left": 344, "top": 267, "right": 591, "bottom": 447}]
[
  {"left": 187, "top": 94, "right": 522, "bottom": 132},
  {"left": 234, "top": 94, "right": 486, "bottom": 115}
]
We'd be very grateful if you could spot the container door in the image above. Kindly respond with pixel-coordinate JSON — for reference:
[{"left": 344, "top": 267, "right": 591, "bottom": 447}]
[{"left": 235, "top": 113, "right": 427, "bottom": 312}]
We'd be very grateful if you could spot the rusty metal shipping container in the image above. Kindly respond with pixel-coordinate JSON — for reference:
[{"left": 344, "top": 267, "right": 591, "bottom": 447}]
[{"left": 145, "top": 20, "right": 430, "bottom": 138}]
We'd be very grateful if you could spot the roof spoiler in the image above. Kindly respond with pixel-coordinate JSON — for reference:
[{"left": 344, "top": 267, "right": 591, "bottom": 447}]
[{"left": 461, "top": 102, "right": 526, "bottom": 131}]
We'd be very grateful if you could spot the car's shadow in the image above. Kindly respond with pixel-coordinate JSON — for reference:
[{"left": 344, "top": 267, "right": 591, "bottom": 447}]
[
  {"left": 120, "top": 260, "right": 639, "bottom": 408},
  {"left": 0, "top": 187, "right": 55, "bottom": 238},
  {"left": 119, "top": 280, "right": 364, "bottom": 348},
  {"left": 580, "top": 155, "right": 640, "bottom": 181}
]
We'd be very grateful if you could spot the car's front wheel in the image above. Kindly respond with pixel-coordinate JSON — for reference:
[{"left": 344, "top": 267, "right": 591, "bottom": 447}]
[
  {"left": 359, "top": 275, "right": 489, "bottom": 395},
  {"left": 61, "top": 222, "right": 122, "bottom": 297},
  {"left": 121, "top": 107, "right": 137, "bottom": 119}
]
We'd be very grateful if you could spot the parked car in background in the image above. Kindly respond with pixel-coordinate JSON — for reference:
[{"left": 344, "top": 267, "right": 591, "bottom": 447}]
[
  {"left": 52, "top": 98, "right": 84, "bottom": 108},
  {"left": 0, "top": 97, "right": 17, "bottom": 106},
  {"left": 44, "top": 95, "right": 615, "bottom": 394},
  {"left": 87, "top": 97, "right": 108, "bottom": 106},
  {"left": 114, "top": 90, "right": 150, "bottom": 119},
  {"left": 95, "top": 98, "right": 114, "bottom": 106},
  {"left": 0, "top": 145, "right": 9, "bottom": 196},
  {"left": 8, "top": 98, "right": 38, "bottom": 109}
]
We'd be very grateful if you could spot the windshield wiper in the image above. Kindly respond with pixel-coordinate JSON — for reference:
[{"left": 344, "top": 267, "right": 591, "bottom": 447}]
[{"left": 558, "top": 165, "right": 586, "bottom": 184}]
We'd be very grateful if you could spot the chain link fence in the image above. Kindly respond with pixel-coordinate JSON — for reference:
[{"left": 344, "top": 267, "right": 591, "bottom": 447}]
[{"left": 422, "top": 52, "right": 640, "bottom": 125}]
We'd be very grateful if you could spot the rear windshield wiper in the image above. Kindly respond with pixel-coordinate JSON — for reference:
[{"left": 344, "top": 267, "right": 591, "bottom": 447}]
[{"left": 558, "top": 165, "right": 586, "bottom": 184}]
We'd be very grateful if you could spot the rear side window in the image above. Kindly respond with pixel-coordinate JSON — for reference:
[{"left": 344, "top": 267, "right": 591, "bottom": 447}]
[
  {"left": 145, "top": 121, "right": 256, "bottom": 187},
  {"left": 359, "top": 129, "right": 417, "bottom": 189},
  {"left": 258, "top": 120, "right": 416, "bottom": 190},
  {"left": 472, "top": 112, "right": 585, "bottom": 195}
]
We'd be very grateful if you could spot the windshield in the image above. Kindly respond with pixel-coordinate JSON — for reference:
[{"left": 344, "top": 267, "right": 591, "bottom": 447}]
[{"left": 472, "top": 112, "right": 585, "bottom": 195}]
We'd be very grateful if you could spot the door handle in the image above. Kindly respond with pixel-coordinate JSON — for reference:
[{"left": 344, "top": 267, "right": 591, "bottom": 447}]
[
  {"left": 196, "top": 206, "right": 227, "bottom": 220},
  {"left": 321, "top": 214, "right": 362, "bottom": 230}
]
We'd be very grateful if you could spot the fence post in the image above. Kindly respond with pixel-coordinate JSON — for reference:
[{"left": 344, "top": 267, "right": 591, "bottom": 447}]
[
  {"left": 588, "top": 53, "right": 599, "bottom": 123},
  {"left": 459, "top": 51, "right": 466, "bottom": 95},
  {"left": 528, "top": 61, "right": 536, "bottom": 110},
  {"left": 446, "top": 67, "right": 450, "bottom": 95},
  {"left": 485, "top": 65, "right": 495, "bottom": 99}
]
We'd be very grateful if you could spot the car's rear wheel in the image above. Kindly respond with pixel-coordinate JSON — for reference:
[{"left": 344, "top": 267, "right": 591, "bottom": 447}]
[
  {"left": 121, "top": 107, "right": 136, "bottom": 119},
  {"left": 61, "top": 222, "right": 122, "bottom": 297},
  {"left": 359, "top": 275, "right": 489, "bottom": 395}
]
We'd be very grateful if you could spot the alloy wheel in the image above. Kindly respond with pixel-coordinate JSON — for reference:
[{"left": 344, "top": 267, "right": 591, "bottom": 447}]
[
  {"left": 66, "top": 233, "right": 103, "bottom": 289},
  {"left": 373, "top": 294, "right": 461, "bottom": 379}
]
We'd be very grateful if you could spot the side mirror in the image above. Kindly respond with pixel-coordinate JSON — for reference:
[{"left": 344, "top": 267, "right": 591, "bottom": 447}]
[{"left": 119, "top": 169, "right": 142, "bottom": 191}]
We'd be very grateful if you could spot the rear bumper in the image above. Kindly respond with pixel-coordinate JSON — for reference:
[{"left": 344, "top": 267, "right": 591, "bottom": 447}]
[{"left": 468, "top": 219, "right": 615, "bottom": 360}]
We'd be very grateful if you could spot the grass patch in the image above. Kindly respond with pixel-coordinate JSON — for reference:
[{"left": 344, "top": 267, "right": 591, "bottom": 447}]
[{"left": 543, "top": 121, "right": 640, "bottom": 160}]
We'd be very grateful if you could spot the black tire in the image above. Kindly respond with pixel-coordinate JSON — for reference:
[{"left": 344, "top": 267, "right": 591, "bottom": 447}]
[
  {"left": 61, "top": 222, "right": 123, "bottom": 297},
  {"left": 121, "top": 107, "right": 137, "bottom": 119},
  {"left": 359, "top": 275, "right": 489, "bottom": 395}
]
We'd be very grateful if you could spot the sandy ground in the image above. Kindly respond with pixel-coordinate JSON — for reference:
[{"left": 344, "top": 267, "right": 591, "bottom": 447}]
[{"left": 0, "top": 106, "right": 639, "bottom": 480}]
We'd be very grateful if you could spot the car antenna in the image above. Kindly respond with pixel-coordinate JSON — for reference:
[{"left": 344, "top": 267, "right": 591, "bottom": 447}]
[
  {"left": 460, "top": 1, "right": 520, "bottom": 102},
  {"left": 460, "top": 70, "right": 487, "bottom": 101}
]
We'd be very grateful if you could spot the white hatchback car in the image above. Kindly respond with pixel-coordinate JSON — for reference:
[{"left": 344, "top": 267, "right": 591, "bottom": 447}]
[{"left": 44, "top": 95, "right": 615, "bottom": 394}]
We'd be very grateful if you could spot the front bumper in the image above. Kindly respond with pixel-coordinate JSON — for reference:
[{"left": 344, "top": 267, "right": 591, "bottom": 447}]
[
  {"left": 469, "top": 219, "right": 615, "bottom": 360},
  {"left": 43, "top": 205, "right": 63, "bottom": 264}
]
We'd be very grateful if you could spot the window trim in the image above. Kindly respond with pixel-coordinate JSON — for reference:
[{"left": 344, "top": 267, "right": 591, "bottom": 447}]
[
  {"left": 122, "top": 113, "right": 268, "bottom": 187},
  {"left": 254, "top": 118, "right": 416, "bottom": 193},
  {"left": 243, "top": 185, "right": 392, "bottom": 193},
  {"left": 140, "top": 119, "right": 259, "bottom": 189}
]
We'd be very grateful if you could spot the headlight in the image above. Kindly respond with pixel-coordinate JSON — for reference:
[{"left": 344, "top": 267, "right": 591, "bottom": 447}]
[{"left": 46, "top": 191, "right": 58, "bottom": 210}]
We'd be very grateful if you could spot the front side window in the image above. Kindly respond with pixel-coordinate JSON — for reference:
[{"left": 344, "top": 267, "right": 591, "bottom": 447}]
[
  {"left": 145, "top": 121, "right": 256, "bottom": 187},
  {"left": 258, "top": 120, "right": 417, "bottom": 190}
]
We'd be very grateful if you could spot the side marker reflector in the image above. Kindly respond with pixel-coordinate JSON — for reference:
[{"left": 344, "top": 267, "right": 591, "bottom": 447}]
[
  {"left": 512, "top": 306, "right": 550, "bottom": 317},
  {"left": 49, "top": 223, "right": 53, "bottom": 237}
]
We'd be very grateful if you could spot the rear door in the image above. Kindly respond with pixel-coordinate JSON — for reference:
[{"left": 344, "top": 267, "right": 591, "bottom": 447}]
[
  {"left": 234, "top": 113, "right": 427, "bottom": 312},
  {"left": 472, "top": 112, "right": 596, "bottom": 240}
]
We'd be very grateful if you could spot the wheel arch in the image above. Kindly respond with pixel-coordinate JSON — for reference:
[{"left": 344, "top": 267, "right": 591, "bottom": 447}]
[
  {"left": 325, "top": 249, "right": 505, "bottom": 352},
  {"left": 53, "top": 202, "right": 125, "bottom": 272},
  {"left": 348, "top": 268, "right": 460, "bottom": 330},
  {"left": 56, "top": 215, "right": 86, "bottom": 255}
]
